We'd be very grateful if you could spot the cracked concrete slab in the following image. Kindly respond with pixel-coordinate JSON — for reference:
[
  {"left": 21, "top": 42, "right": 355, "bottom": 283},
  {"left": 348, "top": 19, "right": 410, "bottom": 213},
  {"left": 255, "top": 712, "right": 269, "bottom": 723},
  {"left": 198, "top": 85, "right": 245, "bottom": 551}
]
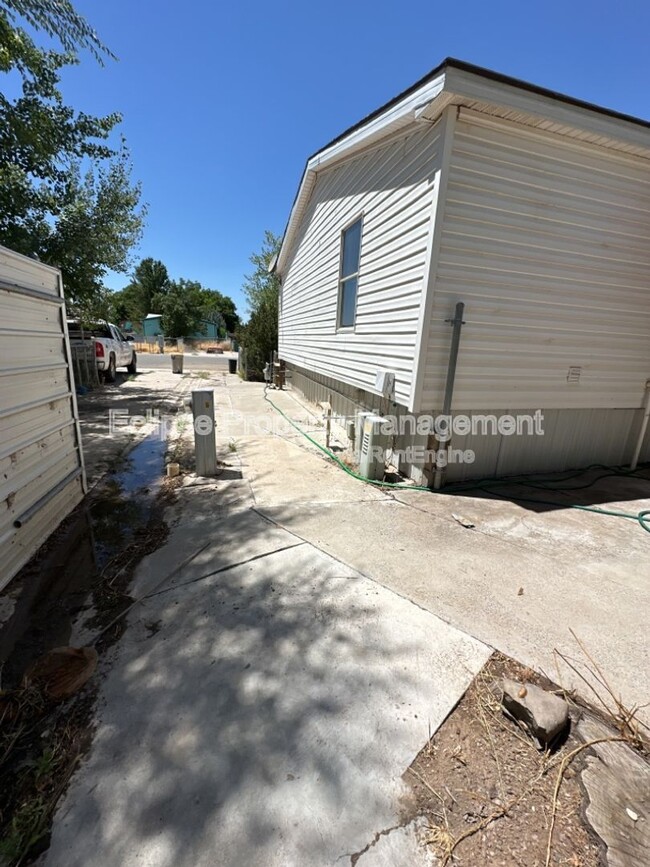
[
  {"left": 353, "top": 818, "right": 435, "bottom": 866},
  {"left": 43, "top": 502, "right": 489, "bottom": 867},
  {"left": 49, "top": 372, "right": 648, "bottom": 867},
  {"left": 235, "top": 384, "right": 650, "bottom": 720}
]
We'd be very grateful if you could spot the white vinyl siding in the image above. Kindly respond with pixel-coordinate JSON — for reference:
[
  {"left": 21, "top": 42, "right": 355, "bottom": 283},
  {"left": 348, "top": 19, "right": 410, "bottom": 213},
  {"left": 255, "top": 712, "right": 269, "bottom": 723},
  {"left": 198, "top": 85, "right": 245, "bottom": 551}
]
[
  {"left": 279, "top": 123, "right": 442, "bottom": 407},
  {"left": 421, "top": 112, "right": 650, "bottom": 411}
]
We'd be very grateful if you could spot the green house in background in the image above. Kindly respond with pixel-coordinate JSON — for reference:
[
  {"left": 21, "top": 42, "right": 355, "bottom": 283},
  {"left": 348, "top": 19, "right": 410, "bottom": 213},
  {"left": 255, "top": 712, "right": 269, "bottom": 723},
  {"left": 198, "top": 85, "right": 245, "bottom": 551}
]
[
  {"left": 141, "top": 314, "right": 164, "bottom": 337},
  {"left": 140, "top": 313, "right": 223, "bottom": 339}
]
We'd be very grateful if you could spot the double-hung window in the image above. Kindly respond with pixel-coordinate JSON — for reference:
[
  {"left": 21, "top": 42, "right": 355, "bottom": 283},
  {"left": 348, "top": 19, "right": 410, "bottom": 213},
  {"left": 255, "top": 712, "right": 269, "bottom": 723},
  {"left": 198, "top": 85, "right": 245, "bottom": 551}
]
[{"left": 338, "top": 217, "right": 362, "bottom": 328}]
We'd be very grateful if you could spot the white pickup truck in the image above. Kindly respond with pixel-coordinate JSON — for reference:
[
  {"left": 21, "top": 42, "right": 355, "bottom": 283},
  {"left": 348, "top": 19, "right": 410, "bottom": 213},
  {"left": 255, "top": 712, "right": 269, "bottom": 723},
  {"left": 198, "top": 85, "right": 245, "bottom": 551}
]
[{"left": 67, "top": 320, "right": 137, "bottom": 382}]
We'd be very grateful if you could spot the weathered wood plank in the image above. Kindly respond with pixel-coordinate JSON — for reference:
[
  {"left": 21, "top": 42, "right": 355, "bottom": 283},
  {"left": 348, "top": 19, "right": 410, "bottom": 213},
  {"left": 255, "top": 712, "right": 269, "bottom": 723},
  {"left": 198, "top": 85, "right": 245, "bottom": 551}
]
[{"left": 578, "top": 715, "right": 649, "bottom": 867}]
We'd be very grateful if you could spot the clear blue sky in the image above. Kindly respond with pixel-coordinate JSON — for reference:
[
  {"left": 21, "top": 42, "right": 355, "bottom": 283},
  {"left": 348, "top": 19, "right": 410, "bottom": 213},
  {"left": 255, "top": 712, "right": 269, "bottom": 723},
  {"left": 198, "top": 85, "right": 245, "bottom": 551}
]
[{"left": 60, "top": 0, "right": 650, "bottom": 316}]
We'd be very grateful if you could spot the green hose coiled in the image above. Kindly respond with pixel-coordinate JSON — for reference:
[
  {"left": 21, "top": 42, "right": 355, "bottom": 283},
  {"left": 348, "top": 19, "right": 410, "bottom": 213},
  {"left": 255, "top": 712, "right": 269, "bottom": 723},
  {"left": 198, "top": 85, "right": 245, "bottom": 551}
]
[{"left": 263, "top": 388, "right": 650, "bottom": 534}]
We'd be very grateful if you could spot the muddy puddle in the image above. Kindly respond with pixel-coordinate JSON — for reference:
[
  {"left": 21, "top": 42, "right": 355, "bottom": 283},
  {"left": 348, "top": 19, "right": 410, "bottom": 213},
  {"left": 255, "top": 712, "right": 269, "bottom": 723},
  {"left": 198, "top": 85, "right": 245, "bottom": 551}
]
[{"left": 0, "top": 433, "right": 169, "bottom": 688}]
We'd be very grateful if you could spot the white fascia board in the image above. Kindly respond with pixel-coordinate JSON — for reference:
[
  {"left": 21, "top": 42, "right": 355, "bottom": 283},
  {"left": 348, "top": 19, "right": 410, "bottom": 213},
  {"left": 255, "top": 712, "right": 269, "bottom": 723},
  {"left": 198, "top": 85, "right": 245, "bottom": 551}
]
[
  {"left": 444, "top": 65, "right": 650, "bottom": 151},
  {"left": 307, "top": 72, "right": 447, "bottom": 172},
  {"left": 277, "top": 63, "right": 650, "bottom": 277},
  {"left": 276, "top": 171, "right": 317, "bottom": 276},
  {"left": 276, "top": 71, "right": 448, "bottom": 275}
]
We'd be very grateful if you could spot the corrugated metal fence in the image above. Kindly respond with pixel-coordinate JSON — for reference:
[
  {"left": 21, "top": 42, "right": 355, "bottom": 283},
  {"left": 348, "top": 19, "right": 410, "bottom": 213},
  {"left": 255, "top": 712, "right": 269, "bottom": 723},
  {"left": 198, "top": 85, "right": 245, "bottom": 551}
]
[{"left": 0, "top": 246, "right": 86, "bottom": 590}]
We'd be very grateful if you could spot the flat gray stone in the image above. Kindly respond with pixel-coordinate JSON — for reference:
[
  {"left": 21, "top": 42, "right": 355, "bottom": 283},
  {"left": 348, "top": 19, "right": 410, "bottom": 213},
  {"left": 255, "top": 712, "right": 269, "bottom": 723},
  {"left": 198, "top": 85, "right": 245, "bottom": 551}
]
[{"left": 501, "top": 678, "right": 569, "bottom": 748}]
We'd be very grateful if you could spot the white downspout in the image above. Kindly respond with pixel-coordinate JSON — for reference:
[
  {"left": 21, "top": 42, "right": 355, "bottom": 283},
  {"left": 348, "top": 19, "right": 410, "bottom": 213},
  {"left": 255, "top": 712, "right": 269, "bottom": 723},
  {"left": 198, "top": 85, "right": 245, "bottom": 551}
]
[{"left": 630, "top": 380, "right": 650, "bottom": 471}]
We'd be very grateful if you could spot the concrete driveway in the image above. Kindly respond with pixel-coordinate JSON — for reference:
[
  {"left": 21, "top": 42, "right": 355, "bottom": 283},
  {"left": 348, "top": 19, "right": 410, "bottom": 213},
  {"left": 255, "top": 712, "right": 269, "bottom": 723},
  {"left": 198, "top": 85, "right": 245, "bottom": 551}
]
[
  {"left": 224, "top": 379, "right": 650, "bottom": 718},
  {"left": 43, "top": 371, "right": 648, "bottom": 866},
  {"left": 44, "top": 370, "right": 490, "bottom": 867}
]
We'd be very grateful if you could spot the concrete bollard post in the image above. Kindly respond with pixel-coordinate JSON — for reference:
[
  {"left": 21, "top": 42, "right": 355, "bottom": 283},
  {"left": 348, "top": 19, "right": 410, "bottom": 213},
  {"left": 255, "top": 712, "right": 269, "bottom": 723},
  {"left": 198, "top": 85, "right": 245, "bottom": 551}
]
[{"left": 191, "top": 390, "right": 217, "bottom": 476}]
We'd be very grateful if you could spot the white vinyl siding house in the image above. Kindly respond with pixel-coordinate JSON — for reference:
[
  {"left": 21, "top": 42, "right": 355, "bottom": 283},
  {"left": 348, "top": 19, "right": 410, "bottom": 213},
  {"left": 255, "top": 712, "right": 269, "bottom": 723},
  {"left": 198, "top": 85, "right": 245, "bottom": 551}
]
[
  {"left": 421, "top": 111, "right": 650, "bottom": 411},
  {"left": 278, "top": 124, "right": 442, "bottom": 407},
  {"left": 276, "top": 59, "right": 650, "bottom": 482}
]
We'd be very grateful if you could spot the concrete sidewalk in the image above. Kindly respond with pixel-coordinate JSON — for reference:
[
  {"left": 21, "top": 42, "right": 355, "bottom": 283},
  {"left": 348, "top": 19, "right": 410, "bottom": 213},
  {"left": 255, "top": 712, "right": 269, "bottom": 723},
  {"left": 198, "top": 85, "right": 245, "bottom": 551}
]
[
  {"left": 44, "top": 373, "right": 491, "bottom": 867},
  {"left": 77, "top": 365, "right": 233, "bottom": 486},
  {"left": 225, "top": 379, "right": 650, "bottom": 718},
  {"left": 77, "top": 367, "right": 195, "bottom": 486},
  {"left": 44, "top": 372, "right": 648, "bottom": 866}
]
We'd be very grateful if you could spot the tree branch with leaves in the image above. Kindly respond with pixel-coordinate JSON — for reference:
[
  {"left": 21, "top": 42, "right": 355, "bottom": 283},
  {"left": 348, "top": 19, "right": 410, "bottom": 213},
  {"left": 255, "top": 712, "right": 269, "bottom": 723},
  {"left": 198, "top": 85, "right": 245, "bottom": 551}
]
[
  {"left": 0, "top": 0, "right": 113, "bottom": 61},
  {"left": 0, "top": 3, "right": 145, "bottom": 302},
  {"left": 237, "top": 230, "right": 282, "bottom": 378}
]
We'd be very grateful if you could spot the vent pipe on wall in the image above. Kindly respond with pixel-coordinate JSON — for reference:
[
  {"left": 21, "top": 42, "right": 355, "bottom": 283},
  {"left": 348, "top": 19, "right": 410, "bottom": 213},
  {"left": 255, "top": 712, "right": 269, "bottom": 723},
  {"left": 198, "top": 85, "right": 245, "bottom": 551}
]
[
  {"left": 433, "top": 302, "right": 465, "bottom": 490},
  {"left": 630, "top": 380, "right": 650, "bottom": 471}
]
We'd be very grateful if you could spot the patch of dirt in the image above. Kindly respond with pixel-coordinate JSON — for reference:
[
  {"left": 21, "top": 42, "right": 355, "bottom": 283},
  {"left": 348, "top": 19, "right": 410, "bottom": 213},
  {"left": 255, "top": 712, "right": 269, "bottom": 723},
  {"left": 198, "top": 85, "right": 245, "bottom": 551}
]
[
  {"left": 403, "top": 653, "right": 604, "bottom": 867},
  {"left": 0, "top": 475, "right": 176, "bottom": 865}
]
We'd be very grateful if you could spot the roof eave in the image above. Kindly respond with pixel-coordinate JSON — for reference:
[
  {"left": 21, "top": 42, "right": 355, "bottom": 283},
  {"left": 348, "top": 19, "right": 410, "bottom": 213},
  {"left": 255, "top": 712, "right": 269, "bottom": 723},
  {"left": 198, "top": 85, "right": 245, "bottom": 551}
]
[
  {"left": 276, "top": 58, "right": 650, "bottom": 276},
  {"left": 276, "top": 67, "right": 450, "bottom": 275}
]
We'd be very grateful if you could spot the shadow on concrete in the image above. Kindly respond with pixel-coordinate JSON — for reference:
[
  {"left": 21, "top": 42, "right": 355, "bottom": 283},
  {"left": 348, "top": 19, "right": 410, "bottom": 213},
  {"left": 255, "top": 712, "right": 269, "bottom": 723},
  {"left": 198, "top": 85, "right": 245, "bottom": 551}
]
[
  {"left": 440, "top": 463, "right": 650, "bottom": 515},
  {"left": 77, "top": 374, "right": 182, "bottom": 419},
  {"left": 44, "top": 501, "right": 454, "bottom": 867}
]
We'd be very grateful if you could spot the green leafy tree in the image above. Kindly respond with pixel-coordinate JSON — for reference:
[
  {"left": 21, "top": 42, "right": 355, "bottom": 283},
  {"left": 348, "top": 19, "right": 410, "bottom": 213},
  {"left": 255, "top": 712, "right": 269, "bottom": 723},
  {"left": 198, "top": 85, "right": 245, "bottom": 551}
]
[
  {"left": 199, "top": 288, "right": 239, "bottom": 333},
  {"left": 0, "top": 9, "right": 145, "bottom": 302},
  {"left": 110, "top": 269, "right": 240, "bottom": 337},
  {"left": 239, "top": 231, "right": 281, "bottom": 377},
  {"left": 41, "top": 155, "right": 144, "bottom": 301},
  {"left": 157, "top": 279, "right": 203, "bottom": 338},
  {"left": 107, "top": 285, "right": 140, "bottom": 325},
  {"left": 118, "top": 257, "right": 170, "bottom": 326},
  {"left": 68, "top": 285, "right": 113, "bottom": 325}
]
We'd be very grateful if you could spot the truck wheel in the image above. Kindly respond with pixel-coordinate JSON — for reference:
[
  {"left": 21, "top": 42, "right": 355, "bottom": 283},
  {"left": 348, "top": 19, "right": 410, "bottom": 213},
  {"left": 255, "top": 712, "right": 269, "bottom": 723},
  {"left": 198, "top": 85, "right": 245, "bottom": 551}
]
[
  {"left": 126, "top": 352, "right": 137, "bottom": 375},
  {"left": 104, "top": 354, "right": 116, "bottom": 383}
]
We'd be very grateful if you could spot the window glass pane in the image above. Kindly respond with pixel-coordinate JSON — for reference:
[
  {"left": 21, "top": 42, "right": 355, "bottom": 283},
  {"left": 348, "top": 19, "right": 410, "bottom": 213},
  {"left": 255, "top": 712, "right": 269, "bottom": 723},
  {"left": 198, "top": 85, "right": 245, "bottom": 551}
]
[
  {"left": 341, "top": 219, "right": 362, "bottom": 278},
  {"left": 340, "top": 276, "right": 357, "bottom": 327}
]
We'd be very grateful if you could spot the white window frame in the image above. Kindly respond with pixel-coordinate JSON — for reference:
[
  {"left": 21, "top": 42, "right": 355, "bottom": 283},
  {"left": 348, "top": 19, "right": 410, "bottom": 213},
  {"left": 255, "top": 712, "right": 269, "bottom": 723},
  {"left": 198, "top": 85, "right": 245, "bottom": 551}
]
[{"left": 337, "top": 215, "right": 363, "bottom": 331}]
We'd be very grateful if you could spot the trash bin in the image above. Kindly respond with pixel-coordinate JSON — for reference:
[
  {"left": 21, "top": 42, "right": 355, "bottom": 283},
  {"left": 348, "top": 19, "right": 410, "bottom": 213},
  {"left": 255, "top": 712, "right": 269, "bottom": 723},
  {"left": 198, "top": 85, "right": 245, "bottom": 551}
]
[
  {"left": 228, "top": 357, "right": 237, "bottom": 374},
  {"left": 171, "top": 353, "right": 184, "bottom": 374}
]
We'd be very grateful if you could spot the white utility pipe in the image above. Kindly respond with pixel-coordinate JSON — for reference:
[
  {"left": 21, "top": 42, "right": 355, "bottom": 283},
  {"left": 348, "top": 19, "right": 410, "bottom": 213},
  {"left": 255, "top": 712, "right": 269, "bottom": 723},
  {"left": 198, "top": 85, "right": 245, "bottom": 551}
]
[{"left": 630, "top": 380, "right": 650, "bottom": 471}]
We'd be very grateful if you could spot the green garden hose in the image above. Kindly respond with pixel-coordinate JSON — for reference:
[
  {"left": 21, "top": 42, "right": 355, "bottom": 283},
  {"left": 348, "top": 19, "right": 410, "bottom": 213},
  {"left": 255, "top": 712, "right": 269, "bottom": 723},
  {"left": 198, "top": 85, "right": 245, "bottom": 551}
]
[{"left": 263, "top": 388, "right": 650, "bottom": 534}]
